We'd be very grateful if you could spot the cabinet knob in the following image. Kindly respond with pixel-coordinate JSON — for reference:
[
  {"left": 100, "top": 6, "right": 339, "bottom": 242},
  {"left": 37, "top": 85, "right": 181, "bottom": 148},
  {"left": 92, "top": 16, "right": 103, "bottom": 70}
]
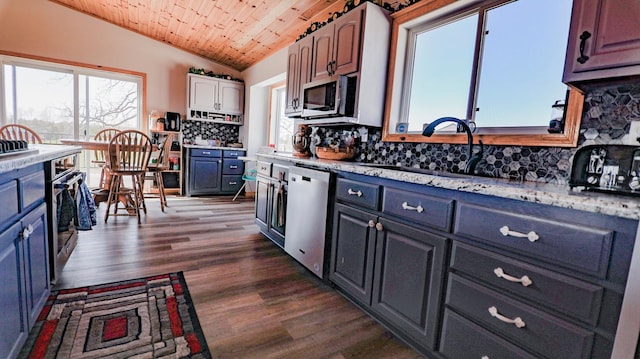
[
  {"left": 21, "top": 224, "right": 34, "bottom": 240},
  {"left": 375, "top": 222, "right": 383, "bottom": 231},
  {"left": 368, "top": 220, "right": 375, "bottom": 228}
]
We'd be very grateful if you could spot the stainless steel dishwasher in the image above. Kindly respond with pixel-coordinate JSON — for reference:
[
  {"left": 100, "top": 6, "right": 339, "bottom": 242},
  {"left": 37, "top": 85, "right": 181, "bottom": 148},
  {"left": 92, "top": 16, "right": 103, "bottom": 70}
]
[{"left": 285, "top": 166, "right": 331, "bottom": 278}]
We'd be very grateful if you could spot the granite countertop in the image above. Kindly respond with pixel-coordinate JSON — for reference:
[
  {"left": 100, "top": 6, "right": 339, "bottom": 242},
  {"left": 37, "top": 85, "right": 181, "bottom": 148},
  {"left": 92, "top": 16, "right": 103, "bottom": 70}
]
[
  {"left": 183, "top": 144, "right": 247, "bottom": 151},
  {"left": 0, "top": 144, "right": 82, "bottom": 174},
  {"left": 257, "top": 153, "right": 640, "bottom": 220}
]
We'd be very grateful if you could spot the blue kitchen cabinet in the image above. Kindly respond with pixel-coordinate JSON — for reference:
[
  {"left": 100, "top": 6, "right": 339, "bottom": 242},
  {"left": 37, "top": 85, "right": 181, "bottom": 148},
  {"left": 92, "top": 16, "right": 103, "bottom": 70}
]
[
  {"left": 186, "top": 148, "right": 245, "bottom": 196},
  {"left": 0, "top": 164, "right": 49, "bottom": 359}
]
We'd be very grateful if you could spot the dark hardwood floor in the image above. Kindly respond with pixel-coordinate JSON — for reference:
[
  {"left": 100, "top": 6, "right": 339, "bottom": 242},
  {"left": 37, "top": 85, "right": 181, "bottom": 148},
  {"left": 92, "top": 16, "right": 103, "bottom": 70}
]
[{"left": 56, "top": 195, "right": 422, "bottom": 358}]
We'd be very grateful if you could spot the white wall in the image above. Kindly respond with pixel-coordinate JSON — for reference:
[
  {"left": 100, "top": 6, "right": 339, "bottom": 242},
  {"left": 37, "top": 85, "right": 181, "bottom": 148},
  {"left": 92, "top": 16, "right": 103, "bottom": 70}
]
[
  {"left": 240, "top": 47, "right": 287, "bottom": 157},
  {"left": 0, "top": 0, "right": 240, "bottom": 118}
]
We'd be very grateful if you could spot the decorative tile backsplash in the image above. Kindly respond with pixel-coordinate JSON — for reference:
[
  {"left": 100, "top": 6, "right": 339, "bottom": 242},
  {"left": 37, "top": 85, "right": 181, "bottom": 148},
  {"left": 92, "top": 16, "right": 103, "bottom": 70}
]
[
  {"left": 310, "top": 81, "right": 640, "bottom": 184},
  {"left": 182, "top": 120, "right": 239, "bottom": 145}
]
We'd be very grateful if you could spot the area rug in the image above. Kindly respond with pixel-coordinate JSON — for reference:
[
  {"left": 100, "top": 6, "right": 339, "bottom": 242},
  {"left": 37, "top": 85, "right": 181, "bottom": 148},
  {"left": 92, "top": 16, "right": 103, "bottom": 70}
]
[{"left": 19, "top": 272, "right": 211, "bottom": 358}]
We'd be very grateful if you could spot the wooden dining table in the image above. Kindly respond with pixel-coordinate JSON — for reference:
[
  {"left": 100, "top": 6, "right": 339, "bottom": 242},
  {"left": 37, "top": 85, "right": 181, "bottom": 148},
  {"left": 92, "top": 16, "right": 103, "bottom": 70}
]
[{"left": 59, "top": 138, "right": 146, "bottom": 210}]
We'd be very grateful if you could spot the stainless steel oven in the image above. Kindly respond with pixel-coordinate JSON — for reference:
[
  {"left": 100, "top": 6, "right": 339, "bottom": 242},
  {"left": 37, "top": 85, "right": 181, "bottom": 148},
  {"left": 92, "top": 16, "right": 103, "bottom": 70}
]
[{"left": 45, "top": 153, "right": 83, "bottom": 283}]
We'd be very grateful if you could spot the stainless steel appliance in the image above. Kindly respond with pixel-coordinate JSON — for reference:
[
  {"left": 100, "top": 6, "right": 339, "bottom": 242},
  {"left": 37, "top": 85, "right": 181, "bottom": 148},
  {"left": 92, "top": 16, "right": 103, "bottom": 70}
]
[
  {"left": 569, "top": 144, "right": 640, "bottom": 196},
  {"left": 45, "top": 153, "right": 83, "bottom": 283},
  {"left": 285, "top": 166, "right": 331, "bottom": 278},
  {"left": 301, "top": 76, "right": 356, "bottom": 119},
  {"left": 255, "top": 161, "right": 288, "bottom": 248}
]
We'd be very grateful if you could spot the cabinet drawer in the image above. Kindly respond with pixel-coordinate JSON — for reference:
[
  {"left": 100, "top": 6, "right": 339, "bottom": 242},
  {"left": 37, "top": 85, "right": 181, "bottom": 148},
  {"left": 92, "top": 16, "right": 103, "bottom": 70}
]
[
  {"left": 450, "top": 242, "right": 603, "bottom": 325},
  {"left": 0, "top": 180, "right": 18, "bottom": 226},
  {"left": 223, "top": 150, "right": 244, "bottom": 158},
  {"left": 382, "top": 187, "right": 453, "bottom": 232},
  {"left": 191, "top": 149, "right": 221, "bottom": 157},
  {"left": 440, "top": 309, "right": 537, "bottom": 359},
  {"left": 446, "top": 274, "right": 594, "bottom": 359},
  {"left": 336, "top": 178, "right": 380, "bottom": 210},
  {"left": 222, "top": 159, "right": 244, "bottom": 175},
  {"left": 257, "top": 161, "right": 272, "bottom": 177},
  {"left": 21, "top": 171, "right": 45, "bottom": 211},
  {"left": 221, "top": 175, "right": 243, "bottom": 192},
  {"left": 272, "top": 164, "right": 289, "bottom": 182},
  {"left": 454, "top": 202, "right": 613, "bottom": 278}
]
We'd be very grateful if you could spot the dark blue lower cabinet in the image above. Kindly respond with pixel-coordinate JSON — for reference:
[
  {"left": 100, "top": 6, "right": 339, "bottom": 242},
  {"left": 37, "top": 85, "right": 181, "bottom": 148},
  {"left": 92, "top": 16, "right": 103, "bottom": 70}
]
[{"left": 186, "top": 149, "right": 245, "bottom": 196}]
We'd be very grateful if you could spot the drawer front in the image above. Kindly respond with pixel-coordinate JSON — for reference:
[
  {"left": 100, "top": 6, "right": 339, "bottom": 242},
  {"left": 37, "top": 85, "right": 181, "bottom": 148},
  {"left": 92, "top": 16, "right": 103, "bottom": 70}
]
[
  {"left": 222, "top": 159, "right": 244, "bottom": 175},
  {"left": 454, "top": 202, "right": 613, "bottom": 278},
  {"left": 191, "top": 149, "right": 221, "bottom": 158},
  {"left": 21, "top": 170, "right": 45, "bottom": 211},
  {"left": 0, "top": 180, "right": 19, "bottom": 225},
  {"left": 335, "top": 178, "right": 380, "bottom": 210},
  {"left": 450, "top": 241, "right": 603, "bottom": 325},
  {"left": 221, "top": 175, "right": 243, "bottom": 192},
  {"left": 446, "top": 274, "right": 594, "bottom": 359},
  {"left": 257, "top": 161, "right": 272, "bottom": 177},
  {"left": 382, "top": 187, "right": 453, "bottom": 232},
  {"left": 440, "top": 309, "right": 538, "bottom": 359},
  {"left": 223, "top": 150, "right": 245, "bottom": 158}
]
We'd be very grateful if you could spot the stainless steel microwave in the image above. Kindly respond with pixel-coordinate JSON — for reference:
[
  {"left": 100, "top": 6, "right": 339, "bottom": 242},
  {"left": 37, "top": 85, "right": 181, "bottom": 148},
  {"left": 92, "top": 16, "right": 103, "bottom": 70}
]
[{"left": 301, "top": 76, "right": 357, "bottom": 118}]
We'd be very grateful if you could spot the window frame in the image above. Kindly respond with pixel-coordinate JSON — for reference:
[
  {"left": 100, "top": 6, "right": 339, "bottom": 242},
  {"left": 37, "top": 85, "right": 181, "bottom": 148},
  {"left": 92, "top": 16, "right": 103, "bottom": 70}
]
[
  {"left": 382, "top": 0, "right": 583, "bottom": 147},
  {"left": 0, "top": 50, "right": 146, "bottom": 139},
  {"left": 268, "top": 82, "right": 294, "bottom": 153}
]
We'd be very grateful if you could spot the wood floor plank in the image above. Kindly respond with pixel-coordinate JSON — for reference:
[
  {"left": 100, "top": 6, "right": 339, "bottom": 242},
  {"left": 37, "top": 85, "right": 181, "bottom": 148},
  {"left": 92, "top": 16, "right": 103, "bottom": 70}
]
[{"left": 55, "top": 195, "right": 422, "bottom": 358}]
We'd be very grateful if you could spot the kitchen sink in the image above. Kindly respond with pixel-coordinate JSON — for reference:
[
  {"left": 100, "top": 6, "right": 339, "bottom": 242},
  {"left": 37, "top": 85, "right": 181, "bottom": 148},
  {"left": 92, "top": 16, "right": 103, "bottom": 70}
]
[{"left": 357, "top": 163, "right": 474, "bottom": 179}]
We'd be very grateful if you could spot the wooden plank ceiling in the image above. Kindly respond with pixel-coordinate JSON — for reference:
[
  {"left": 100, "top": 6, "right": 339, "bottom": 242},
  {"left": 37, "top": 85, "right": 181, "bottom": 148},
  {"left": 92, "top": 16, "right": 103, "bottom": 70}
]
[{"left": 49, "top": 0, "right": 348, "bottom": 71}]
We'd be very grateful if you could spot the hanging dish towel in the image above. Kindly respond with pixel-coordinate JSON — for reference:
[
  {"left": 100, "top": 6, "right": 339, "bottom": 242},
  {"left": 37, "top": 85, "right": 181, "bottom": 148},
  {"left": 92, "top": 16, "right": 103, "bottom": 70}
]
[
  {"left": 57, "top": 188, "right": 76, "bottom": 232},
  {"left": 76, "top": 178, "right": 97, "bottom": 230}
]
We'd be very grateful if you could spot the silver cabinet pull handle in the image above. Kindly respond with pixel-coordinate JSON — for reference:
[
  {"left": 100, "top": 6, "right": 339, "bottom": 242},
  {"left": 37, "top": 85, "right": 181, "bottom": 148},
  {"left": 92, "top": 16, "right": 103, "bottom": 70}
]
[
  {"left": 347, "top": 188, "right": 362, "bottom": 197},
  {"left": 494, "top": 267, "right": 533, "bottom": 287},
  {"left": 402, "top": 201, "right": 424, "bottom": 213},
  {"left": 368, "top": 220, "right": 375, "bottom": 228},
  {"left": 499, "top": 225, "right": 539, "bottom": 242},
  {"left": 488, "top": 306, "right": 526, "bottom": 328}
]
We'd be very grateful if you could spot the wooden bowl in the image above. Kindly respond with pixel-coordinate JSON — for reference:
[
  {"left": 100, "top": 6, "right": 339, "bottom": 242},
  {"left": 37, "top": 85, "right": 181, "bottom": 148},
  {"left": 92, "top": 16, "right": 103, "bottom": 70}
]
[{"left": 315, "top": 146, "right": 356, "bottom": 161}]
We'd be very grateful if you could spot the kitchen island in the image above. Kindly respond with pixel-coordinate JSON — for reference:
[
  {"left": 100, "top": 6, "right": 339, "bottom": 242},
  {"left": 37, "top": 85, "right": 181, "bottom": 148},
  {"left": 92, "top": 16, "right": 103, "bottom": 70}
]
[
  {"left": 257, "top": 153, "right": 640, "bottom": 359},
  {"left": 0, "top": 144, "right": 82, "bottom": 359}
]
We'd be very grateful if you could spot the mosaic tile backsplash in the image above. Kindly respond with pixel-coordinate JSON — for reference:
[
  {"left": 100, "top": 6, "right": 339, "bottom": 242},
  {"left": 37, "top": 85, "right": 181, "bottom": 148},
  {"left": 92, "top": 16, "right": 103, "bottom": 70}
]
[
  {"left": 310, "top": 81, "right": 640, "bottom": 184},
  {"left": 181, "top": 120, "right": 240, "bottom": 145}
]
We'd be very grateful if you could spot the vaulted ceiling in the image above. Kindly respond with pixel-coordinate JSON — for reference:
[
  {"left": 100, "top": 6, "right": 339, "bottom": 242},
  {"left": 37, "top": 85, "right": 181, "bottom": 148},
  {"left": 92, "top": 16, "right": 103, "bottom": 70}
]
[{"left": 49, "top": 0, "right": 348, "bottom": 71}]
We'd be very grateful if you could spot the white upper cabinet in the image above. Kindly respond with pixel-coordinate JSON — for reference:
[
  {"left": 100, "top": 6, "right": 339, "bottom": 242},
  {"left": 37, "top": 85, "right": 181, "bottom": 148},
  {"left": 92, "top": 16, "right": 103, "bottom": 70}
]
[{"left": 187, "top": 74, "right": 244, "bottom": 120}]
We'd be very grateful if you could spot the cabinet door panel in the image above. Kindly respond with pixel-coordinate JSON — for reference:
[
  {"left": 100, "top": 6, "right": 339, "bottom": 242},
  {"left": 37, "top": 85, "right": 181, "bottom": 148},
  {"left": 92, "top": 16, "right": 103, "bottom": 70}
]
[
  {"left": 255, "top": 179, "right": 270, "bottom": 228},
  {"left": 0, "top": 222, "right": 27, "bottom": 359},
  {"left": 333, "top": 8, "right": 361, "bottom": 76},
  {"left": 219, "top": 82, "right": 243, "bottom": 115},
  {"left": 311, "top": 26, "right": 334, "bottom": 82},
  {"left": 371, "top": 218, "right": 447, "bottom": 350},
  {"left": 564, "top": 0, "right": 640, "bottom": 82},
  {"left": 22, "top": 203, "right": 49, "bottom": 328},
  {"left": 0, "top": 179, "right": 19, "bottom": 226},
  {"left": 189, "top": 76, "right": 218, "bottom": 111},
  {"left": 190, "top": 158, "right": 220, "bottom": 193},
  {"left": 285, "top": 44, "right": 300, "bottom": 114},
  {"left": 330, "top": 204, "right": 376, "bottom": 305}
]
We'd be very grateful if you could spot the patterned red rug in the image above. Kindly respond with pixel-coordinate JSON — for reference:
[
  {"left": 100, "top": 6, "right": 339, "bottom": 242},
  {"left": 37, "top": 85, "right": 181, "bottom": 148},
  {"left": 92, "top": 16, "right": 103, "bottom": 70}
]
[{"left": 19, "top": 272, "right": 211, "bottom": 358}]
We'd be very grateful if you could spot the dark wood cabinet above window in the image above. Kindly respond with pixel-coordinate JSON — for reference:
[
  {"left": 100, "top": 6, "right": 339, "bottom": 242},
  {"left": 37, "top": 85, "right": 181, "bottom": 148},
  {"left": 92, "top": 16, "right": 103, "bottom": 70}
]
[{"left": 563, "top": 0, "right": 640, "bottom": 88}]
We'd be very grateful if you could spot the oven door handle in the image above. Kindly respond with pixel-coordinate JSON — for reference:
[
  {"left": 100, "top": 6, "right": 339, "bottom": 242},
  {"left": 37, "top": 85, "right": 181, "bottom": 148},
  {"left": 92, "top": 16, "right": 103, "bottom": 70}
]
[{"left": 54, "top": 172, "right": 83, "bottom": 189}]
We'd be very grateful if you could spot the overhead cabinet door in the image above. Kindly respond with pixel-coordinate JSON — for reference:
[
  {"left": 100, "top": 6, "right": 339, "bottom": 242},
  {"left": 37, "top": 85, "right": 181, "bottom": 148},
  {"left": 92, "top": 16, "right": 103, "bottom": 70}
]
[{"left": 189, "top": 76, "right": 218, "bottom": 112}]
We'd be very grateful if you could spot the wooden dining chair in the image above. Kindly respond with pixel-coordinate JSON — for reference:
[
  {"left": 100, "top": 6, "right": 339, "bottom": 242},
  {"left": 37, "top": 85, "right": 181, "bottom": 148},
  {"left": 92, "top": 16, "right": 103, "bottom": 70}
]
[
  {"left": 104, "top": 130, "right": 153, "bottom": 224},
  {"left": 93, "top": 128, "right": 121, "bottom": 189},
  {"left": 145, "top": 133, "right": 175, "bottom": 212},
  {"left": 0, "top": 124, "right": 43, "bottom": 144}
]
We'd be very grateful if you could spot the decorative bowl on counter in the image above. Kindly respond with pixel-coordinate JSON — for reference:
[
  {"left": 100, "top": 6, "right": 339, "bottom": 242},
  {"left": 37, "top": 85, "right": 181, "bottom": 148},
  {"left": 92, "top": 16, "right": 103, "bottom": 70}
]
[{"left": 315, "top": 146, "right": 356, "bottom": 161}]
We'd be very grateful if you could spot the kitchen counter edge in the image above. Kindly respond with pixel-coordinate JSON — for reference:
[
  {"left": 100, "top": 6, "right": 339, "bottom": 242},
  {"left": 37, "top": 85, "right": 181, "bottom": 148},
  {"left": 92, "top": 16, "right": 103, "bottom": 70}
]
[
  {"left": 257, "top": 153, "right": 640, "bottom": 220},
  {"left": 0, "top": 144, "right": 82, "bottom": 174}
]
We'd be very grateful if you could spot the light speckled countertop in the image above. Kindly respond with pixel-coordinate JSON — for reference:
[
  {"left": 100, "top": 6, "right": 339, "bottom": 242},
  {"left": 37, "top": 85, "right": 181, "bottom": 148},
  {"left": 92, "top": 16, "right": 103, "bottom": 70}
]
[
  {"left": 257, "top": 153, "right": 640, "bottom": 220},
  {"left": 0, "top": 144, "right": 82, "bottom": 173}
]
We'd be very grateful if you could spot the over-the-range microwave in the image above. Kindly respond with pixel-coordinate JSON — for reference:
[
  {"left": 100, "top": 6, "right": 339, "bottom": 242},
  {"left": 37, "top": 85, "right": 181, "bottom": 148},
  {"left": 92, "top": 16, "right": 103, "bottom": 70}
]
[{"left": 301, "top": 75, "right": 357, "bottom": 119}]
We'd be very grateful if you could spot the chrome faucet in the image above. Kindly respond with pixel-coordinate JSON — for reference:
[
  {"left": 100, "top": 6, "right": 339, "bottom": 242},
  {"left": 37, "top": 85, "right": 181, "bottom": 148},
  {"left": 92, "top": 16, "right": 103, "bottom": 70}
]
[{"left": 422, "top": 117, "right": 484, "bottom": 174}]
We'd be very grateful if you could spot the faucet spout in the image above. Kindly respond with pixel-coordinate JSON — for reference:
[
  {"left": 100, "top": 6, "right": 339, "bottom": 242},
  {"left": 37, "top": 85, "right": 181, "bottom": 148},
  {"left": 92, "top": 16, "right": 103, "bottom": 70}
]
[{"left": 422, "top": 117, "right": 483, "bottom": 174}]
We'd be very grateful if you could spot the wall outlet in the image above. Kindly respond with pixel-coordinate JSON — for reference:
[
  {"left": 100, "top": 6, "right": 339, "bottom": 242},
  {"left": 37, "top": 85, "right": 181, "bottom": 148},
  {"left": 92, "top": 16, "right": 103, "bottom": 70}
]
[{"left": 625, "top": 121, "right": 640, "bottom": 145}]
